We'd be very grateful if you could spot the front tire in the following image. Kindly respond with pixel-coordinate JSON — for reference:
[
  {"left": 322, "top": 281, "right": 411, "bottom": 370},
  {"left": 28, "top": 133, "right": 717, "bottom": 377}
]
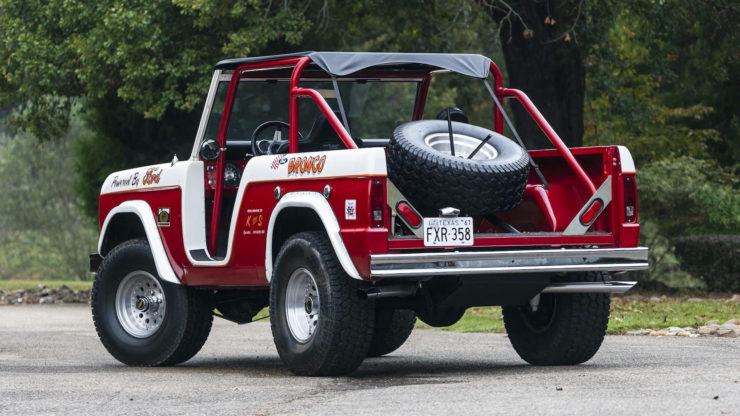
[
  {"left": 92, "top": 239, "right": 213, "bottom": 366},
  {"left": 270, "top": 232, "right": 375, "bottom": 376},
  {"left": 502, "top": 271, "right": 611, "bottom": 366}
]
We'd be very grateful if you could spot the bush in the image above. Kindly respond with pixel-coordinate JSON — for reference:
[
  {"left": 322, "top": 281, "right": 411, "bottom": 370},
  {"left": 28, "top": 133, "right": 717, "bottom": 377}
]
[
  {"left": 638, "top": 156, "right": 740, "bottom": 236},
  {"left": 0, "top": 124, "right": 98, "bottom": 280},
  {"left": 673, "top": 235, "right": 740, "bottom": 292}
]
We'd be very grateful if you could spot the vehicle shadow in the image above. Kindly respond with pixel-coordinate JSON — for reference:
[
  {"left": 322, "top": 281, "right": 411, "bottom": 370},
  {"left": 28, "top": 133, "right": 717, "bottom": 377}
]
[{"left": 170, "top": 353, "right": 616, "bottom": 382}]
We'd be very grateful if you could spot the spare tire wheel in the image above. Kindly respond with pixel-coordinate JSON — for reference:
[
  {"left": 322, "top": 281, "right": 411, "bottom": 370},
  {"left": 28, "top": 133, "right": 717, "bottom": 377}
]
[{"left": 387, "top": 120, "right": 530, "bottom": 216}]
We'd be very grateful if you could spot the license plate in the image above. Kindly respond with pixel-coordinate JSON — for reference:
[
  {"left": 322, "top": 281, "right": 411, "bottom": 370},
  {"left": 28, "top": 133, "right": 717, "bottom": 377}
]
[{"left": 423, "top": 217, "right": 474, "bottom": 247}]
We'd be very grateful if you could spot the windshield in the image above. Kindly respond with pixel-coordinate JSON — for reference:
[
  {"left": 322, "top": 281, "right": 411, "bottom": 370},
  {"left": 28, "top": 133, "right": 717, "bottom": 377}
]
[{"left": 203, "top": 79, "right": 419, "bottom": 143}]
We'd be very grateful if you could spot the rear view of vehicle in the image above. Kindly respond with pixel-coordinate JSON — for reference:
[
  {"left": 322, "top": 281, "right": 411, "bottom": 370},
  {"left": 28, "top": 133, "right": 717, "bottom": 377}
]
[{"left": 89, "top": 52, "right": 647, "bottom": 376}]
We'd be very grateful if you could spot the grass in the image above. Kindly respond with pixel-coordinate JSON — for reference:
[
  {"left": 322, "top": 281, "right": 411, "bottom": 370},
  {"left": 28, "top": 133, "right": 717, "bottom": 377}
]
[
  {"left": 0, "top": 280, "right": 93, "bottom": 291},
  {"left": 416, "top": 297, "right": 740, "bottom": 335}
]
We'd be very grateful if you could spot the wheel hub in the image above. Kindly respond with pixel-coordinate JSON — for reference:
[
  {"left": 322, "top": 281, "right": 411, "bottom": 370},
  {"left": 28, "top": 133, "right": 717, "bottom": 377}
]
[
  {"left": 136, "top": 297, "right": 149, "bottom": 311},
  {"left": 115, "top": 271, "right": 166, "bottom": 338},
  {"left": 424, "top": 133, "right": 498, "bottom": 160},
  {"left": 285, "top": 268, "right": 320, "bottom": 343}
]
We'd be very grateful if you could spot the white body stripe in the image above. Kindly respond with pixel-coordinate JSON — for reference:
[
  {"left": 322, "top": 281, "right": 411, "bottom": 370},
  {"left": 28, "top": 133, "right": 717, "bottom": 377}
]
[
  {"left": 187, "top": 147, "right": 386, "bottom": 267},
  {"left": 265, "top": 192, "right": 362, "bottom": 282},
  {"left": 97, "top": 201, "right": 180, "bottom": 284},
  {"left": 617, "top": 146, "right": 636, "bottom": 174}
]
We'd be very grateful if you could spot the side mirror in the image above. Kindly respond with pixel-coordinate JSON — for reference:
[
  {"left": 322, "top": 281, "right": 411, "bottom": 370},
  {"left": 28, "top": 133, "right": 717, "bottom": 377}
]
[{"left": 200, "top": 139, "right": 220, "bottom": 161}]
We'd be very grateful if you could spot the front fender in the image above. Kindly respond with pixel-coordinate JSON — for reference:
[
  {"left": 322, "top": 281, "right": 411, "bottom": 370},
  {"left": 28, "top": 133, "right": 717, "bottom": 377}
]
[
  {"left": 265, "top": 191, "right": 361, "bottom": 282},
  {"left": 98, "top": 200, "right": 180, "bottom": 284}
]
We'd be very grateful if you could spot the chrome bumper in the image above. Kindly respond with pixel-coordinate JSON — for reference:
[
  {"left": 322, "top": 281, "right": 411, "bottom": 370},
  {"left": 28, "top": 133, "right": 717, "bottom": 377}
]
[{"left": 370, "top": 247, "right": 648, "bottom": 279}]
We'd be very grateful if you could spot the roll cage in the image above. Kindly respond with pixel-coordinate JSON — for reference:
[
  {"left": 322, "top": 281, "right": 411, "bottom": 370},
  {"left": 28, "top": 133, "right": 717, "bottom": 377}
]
[{"left": 198, "top": 52, "right": 598, "bottom": 253}]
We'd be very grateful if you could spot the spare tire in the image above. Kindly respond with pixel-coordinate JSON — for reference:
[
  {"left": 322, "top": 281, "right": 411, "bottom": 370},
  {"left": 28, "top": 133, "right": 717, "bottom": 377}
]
[{"left": 387, "top": 120, "right": 530, "bottom": 216}]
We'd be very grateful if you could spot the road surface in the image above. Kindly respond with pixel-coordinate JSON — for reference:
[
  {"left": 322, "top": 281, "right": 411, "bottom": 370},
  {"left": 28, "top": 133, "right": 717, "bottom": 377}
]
[{"left": 0, "top": 305, "right": 738, "bottom": 415}]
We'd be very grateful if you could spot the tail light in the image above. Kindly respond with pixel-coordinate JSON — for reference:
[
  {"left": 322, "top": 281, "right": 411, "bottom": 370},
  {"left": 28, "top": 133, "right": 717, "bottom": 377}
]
[
  {"left": 370, "top": 180, "right": 385, "bottom": 228},
  {"left": 623, "top": 175, "right": 637, "bottom": 223},
  {"left": 580, "top": 198, "right": 604, "bottom": 226},
  {"left": 396, "top": 201, "right": 421, "bottom": 228}
]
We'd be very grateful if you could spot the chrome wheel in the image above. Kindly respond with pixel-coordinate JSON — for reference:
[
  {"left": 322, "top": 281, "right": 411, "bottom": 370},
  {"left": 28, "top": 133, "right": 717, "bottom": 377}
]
[
  {"left": 424, "top": 133, "right": 498, "bottom": 160},
  {"left": 285, "top": 268, "right": 320, "bottom": 343},
  {"left": 115, "top": 271, "right": 166, "bottom": 338}
]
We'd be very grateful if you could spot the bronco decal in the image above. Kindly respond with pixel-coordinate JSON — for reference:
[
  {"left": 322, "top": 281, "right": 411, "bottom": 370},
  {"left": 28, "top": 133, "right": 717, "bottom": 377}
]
[{"left": 287, "top": 155, "right": 327, "bottom": 175}]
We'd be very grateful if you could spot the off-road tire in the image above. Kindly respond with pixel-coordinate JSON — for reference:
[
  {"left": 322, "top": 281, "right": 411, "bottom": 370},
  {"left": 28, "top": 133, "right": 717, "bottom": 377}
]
[
  {"left": 92, "top": 239, "right": 213, "bottom": 366},
  {"left": 502, "top": 271, "right": 611, "bottom": 366},
  {"left": 367, "top": 309, "right": 416, "bottom": 357},
  {"left": 270, "top": 232, "right": 375, "bottom": 376},
  {"left": 387, "top": 120, "right": 530, "bottom": 216}
]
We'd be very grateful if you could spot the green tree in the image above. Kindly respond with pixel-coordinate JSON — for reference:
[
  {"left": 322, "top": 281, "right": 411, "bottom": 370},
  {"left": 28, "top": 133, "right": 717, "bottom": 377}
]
[
  {"left": 0, "top": 0, "right": 314, "bottom": 215},
  {"left": 584, "top": 0, "right": 739, "bottom": 169}
]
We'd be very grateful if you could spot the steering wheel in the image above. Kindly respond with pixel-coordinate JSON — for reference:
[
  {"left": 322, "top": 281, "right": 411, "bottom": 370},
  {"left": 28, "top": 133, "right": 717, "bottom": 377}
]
[{"left": 251, "top": 121, "right": 302, "bottom": 156}]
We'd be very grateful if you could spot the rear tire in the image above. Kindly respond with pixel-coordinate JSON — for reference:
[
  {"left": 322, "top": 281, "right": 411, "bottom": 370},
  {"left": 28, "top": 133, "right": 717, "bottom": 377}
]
[
  {"left": 91, "top": 239, "right": 213, "bottom": 366},
  {"left": 270, "top": 232, "right": 375, "bottom": 376},
  {"left": 502, "top": 271, "right": 611, "bottom": 365},
  {"left": 367, "top": 309, "right": 416, "bottom": 357}
]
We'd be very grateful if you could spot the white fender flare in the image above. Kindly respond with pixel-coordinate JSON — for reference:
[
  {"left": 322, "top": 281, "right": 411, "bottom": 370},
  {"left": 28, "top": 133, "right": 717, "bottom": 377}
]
[
  {"left": 265, "top": 191, "right": 362, "bottom": 282},
  {"left": 98, "top": 200, "right": 181, "bottom": 284}
]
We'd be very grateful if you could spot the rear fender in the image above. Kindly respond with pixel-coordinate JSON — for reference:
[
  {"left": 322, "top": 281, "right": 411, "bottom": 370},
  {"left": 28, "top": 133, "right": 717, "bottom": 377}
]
[
  {"left": 265, "top": 191, "right": 361, "bottom": 282},
  {"left": 98, "top": 200, "right": 180, "bottom": 284}
]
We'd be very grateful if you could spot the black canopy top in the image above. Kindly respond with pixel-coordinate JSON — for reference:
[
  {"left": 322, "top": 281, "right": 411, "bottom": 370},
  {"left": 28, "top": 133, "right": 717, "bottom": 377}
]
[{"left": 214, "top": 52, "right": 492, "bottom": 78}]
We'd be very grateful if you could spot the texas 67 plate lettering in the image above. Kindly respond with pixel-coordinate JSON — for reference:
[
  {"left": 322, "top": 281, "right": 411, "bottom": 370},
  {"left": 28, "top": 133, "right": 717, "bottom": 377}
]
[{"left": 423, "top": 217, "right": 474, "bottom": 247}]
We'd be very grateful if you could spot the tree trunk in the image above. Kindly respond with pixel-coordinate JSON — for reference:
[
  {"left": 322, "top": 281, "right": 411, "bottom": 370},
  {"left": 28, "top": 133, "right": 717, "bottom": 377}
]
[{"left": 494, "top": 2, "right": 585, "bottom": 149}]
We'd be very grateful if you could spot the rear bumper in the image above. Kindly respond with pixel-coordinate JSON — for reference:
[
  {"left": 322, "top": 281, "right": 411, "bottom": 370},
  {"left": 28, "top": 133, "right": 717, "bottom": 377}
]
[{"left": 370, "top": 247, "right": 648, "bottom": 279}]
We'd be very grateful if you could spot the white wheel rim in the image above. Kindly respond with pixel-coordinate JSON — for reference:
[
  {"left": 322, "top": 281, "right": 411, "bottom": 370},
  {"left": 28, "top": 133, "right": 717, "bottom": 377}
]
[
  {"left": 285, "top": 268, "right": 320, "bottom": 343},
  {"left": 424, "top": 133, "right": 498, "bottom": 160},
  {"left": 115, "top": 271, "right": 166, "bottom": 338}
]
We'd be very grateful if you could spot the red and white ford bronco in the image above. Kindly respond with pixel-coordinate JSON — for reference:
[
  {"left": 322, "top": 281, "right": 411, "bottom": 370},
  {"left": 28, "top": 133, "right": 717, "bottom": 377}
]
[{"left": 90, "top": 52, "right": 648, "bottom": 376}]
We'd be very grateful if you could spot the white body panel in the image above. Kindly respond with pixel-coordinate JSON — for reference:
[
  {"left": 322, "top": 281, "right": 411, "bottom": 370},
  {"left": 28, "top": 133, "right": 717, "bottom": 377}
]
[
  {"left": 100, "top": 160, "right": 207, "bottom": 259},
  {"left": 617, "top": 146, "right": 636, "bottom": 174}
]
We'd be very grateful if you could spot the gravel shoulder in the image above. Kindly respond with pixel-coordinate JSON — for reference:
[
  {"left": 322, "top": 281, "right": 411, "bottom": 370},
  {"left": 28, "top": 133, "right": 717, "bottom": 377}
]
[{"left": 1, "top": 304, "right": 738, "bottom": 416}]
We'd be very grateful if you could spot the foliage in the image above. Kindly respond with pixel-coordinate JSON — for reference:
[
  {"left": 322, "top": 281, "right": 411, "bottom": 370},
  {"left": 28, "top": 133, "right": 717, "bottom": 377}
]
[
  {"left": 0, "top": 125, "right": 98, "bottom": 280},
  {"left": 584, "top": 0, "right": 739, "bottom": 170},
  {"left": 581, "top": 1, "right": 740, "bottom": 290},
  {"left": 0, "top": 0, "right": 316, "bottom": 215},
  {"left": 633, "top": 157, "right": 739, "bottom": 289},
  {"left": 635, "top": 220, "right": 700, "bottom": 291},
  {"left": 0, "top": 0, "right": 312, "bottom": 128},
  {"left": 674, "top": 235, "right": 740, "bottom": 292},
  {"left": 638, "top": 157, "right": 740, "bottom": 237}
]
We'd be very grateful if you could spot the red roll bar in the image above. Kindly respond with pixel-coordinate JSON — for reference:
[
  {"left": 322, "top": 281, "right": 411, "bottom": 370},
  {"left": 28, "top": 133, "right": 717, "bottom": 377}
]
[
  {"left": 488, "top": 62, "right": 596, "bottom": 194},
  {"left": 289, "top": 57, "right": 356, "bottom": 153},
  {"left": 210, "top": 57, "right": 357, "bottom": 254},
  {"left": 209, "top": 56, "right": 597, "bottom": 254}
]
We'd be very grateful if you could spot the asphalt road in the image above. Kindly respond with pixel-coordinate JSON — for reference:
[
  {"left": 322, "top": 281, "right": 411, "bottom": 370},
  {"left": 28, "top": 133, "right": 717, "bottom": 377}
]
[{"left": 1, "top": 305, "right": 738, "bottom": 416}]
